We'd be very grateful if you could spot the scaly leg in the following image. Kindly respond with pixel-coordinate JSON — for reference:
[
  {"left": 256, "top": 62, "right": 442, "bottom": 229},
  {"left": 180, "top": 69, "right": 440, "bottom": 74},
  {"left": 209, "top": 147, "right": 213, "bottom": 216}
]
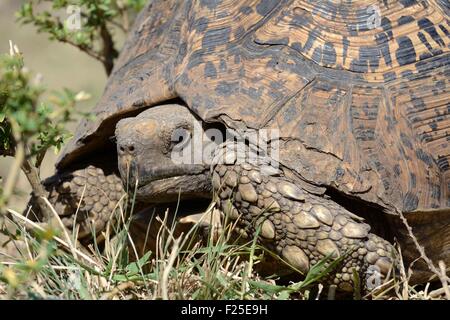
[
  {"left": 212, "top": 159, "right": 396, "bottom": 292},
  {"left": 27, "top": 165, "right": 125, "bottom": 241}
]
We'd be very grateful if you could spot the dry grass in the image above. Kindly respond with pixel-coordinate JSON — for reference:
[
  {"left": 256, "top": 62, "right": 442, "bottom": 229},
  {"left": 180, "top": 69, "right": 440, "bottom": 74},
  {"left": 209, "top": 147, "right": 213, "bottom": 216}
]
[{"left": 0, "top": 194, "right": 449, "bottom": 300}]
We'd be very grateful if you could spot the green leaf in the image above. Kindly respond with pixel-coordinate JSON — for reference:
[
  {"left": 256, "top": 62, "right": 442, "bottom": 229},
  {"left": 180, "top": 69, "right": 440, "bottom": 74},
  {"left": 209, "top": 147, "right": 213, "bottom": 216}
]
[
  {"left": 124, "top": 251, "right": 150, "bottom": 276},
  {"left": 277, "top": 290, "right": 291, "bottom": 300},
  {"left": 137, "top": 251, "right": 152, "bottom": 268},
  {"left": 112, "top": 274, "right": 129, "bottom": 282},
  {"left": 248, "top": 280, "right": 287, "bottom": 294},
  {"left": 352, "top": 269, "right": 362, "bottom": 300},
  {"left": 294, "top": 252, "right": 346, "bottom": 290},
  {"left": 125, "top": 262, "right": 139, "bottom": 276}
]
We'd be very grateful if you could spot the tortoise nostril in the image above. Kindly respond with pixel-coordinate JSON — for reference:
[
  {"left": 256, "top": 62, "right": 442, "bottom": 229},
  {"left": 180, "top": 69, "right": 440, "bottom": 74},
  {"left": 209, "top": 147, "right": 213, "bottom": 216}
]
[{"left": 118, "top": 144, "right": 135, "bottom": 154}]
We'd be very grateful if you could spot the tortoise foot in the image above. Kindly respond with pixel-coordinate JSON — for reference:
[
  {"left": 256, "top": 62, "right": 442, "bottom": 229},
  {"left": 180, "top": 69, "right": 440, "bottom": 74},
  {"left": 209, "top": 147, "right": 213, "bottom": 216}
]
[{"left": 27, "top": 165, "right": 125, "bottom": 241}]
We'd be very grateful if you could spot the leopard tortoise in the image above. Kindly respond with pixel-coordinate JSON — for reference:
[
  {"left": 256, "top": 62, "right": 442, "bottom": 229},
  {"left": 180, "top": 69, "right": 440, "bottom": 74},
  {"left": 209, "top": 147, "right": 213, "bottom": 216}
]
[{"left": 28, "top": 0, "right": 450, "bottom": 292}]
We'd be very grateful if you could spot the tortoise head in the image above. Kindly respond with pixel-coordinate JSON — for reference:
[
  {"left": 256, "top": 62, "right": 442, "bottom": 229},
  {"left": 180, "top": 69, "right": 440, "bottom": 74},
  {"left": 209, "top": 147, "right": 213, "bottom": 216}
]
[{"left": 115, "top": 104, "right": 220, "bottom": 203}]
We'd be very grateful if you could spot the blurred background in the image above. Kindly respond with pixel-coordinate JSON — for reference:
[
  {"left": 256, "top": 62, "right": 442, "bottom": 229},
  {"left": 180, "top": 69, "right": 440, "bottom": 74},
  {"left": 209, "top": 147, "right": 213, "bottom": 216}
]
[{"left": 0, "top": 0, "right": 108, "bottom": 210}]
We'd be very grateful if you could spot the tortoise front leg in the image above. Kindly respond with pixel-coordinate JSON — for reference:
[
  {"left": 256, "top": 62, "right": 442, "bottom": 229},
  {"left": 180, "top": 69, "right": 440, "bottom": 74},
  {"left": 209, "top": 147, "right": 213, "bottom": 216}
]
[
  {"left": 27, "top": 165, "right": 125, "bottom": 241},
  {"left": 212, "top": 160, "right": 397, "bottom": 292}
]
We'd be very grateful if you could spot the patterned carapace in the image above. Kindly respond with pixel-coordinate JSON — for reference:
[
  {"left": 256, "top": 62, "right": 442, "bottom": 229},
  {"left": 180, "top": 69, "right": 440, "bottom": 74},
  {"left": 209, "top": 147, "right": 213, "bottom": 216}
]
[{"left": 58, "top": 0, "right": 449, "bottom": 214}]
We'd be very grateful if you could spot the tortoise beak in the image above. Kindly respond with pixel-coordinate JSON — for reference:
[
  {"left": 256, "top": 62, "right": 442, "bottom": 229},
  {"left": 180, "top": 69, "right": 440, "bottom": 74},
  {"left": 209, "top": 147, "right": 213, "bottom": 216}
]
[
  {"left": 119, "top": 155, "right": 139, "bottom": 188},
  {"left": 136, "top": 163, "right": 208, "bottom": 187},
  {"left": 118, "top": 147, "right": 207, "bottom": 188},
  {"left": 117, "top": 147, "right": 211, "bottom": 202},
  {"left": 117, "top": 145, "right": 140, "bottom": 188}
]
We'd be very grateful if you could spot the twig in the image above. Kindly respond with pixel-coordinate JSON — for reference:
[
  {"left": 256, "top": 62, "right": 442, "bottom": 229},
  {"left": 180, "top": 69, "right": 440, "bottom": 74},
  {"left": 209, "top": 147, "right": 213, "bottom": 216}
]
[
  {"left": 61, "top": 38, "right": 106, "bottom": 65},
  {"left": 316, "top": 284, "right": 324, "bottom": 300},
  {"left": 34, "top": 149, "right": 47, "bottom": 174},
  {"left": 9, "top": 131, "right": 76, "bottom": 245},
  {"left": 99, "top": 25, "right": 117, "bottom": 76},
  {"left": 100, "top": 281, "right": 135, "bottom": 300},
  {"left": 21, "top": 158, "right": 51, "bottom": 218},
  {"left": 79, "top": 11, "right": 126, "bottom": 33},
  {"left": 429, "top": 287, "right": 448, "bottom": 299},
  {"left": 398, "top": 211, "right": 450, "bottom": 283},
  {"left": 2, "top": 120, "right": 24, "bottom": 207},
  {"left": 327, "top": 285, "right": 337, "bottom": 300},
  {"left": 2, "top": 144, "right": 24, "bottom": 206},
  {"left": 118, "top": 4, "right": 130, "bottom": 32},
  {"left": 438, "top": 261, "right": 450, "bottom": 299},
  {"left": 1, "top": 118, "right": 54, "bottom": 232},
  {"left": 395, "top": 244, "right": 410, "bottom": 300},
  {"left": 23, "top": 10, "right": 108, "bottom": 70},
  {"left": 107, "top": 18, "right": 127, "bottom": 33},
  {"left": 161, "top": 237, "right": 181, "bottom": 300}
]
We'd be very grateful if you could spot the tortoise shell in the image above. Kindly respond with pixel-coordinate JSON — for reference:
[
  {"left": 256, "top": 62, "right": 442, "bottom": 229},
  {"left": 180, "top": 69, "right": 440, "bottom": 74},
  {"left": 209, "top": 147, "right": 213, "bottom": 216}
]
[{"left": 57, "top": 0, "right": 450, "bottom": 214}]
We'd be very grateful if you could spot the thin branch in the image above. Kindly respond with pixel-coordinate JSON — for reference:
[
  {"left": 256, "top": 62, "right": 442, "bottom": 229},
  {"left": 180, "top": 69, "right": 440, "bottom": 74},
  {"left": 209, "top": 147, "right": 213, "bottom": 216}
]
[
  {"left": 21, "top": 10, "right": 108, "bottom": 69},
  {"left": 429, "top": 287, "right": 449, "bottom": 299},
  {"left": 34, "top": 149, "right": 47, "bottom": 174},
  {"left": 438, "top": 261, "right": 450, "bottom": 300},
  {"left": 118, "top": 6, "right": 130, "bottom": 33},
  {"left": 5, "top": 123, "right": 78, "bottom": 250},
  {"left": 99, "top": 24, "right": 118, "bottom": 76},
  {"left": 398, "top": 211, "right": 450, "bottom": 283},
  {"left": 161, "top": 237, "right": 181, "bottom": 300},
  {"left": 100, "top": 281, "right": 135, "bottom": 300},
  {"left": 78, "top": 11, "right": 126, "bottom": 33},
  {"left": 59, "top": 38, "right": 107, "bottom": 65},
  {"left": 20, "top": 149, "right": 52, "bottom": 221},
  {"left": 1, "top": 112, "right": 52, "bottom": 222},
  {"left": 107, "top": 19, "right": 126, "bottom": 33},
  {"left": 2, "top": 122, "right": 24, "bottom": 207}
]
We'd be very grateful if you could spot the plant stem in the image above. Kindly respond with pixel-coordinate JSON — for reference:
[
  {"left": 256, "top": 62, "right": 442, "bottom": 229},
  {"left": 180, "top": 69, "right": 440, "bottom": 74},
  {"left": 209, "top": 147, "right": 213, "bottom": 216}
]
[
  {"left": 2, "top": 138, "right": 24, "bottom": 207},
  {"left": 100, "top": 24, "right": 118, "bottom": 76},
  {"left": 20, "top": 151, "right": 52, "bottom": 221}
]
